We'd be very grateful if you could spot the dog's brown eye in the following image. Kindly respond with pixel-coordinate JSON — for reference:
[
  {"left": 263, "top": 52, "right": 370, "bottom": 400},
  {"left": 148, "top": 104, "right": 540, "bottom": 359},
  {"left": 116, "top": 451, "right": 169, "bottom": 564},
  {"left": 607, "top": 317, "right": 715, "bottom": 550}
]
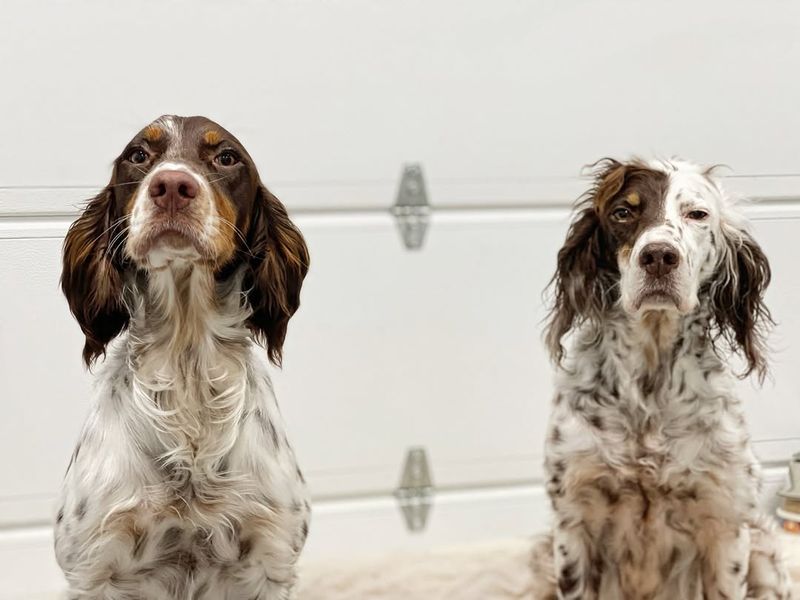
[
  {"left": 687, "top": 209, "right": 709, "bottom": 221},
  {"left": 129, "top": 148, "right": 148, "bottom": 164},
  {"left": 216, "top": 150, "right": 239, "bottom": 167},
  {"left": 612, "top": 207, "right": 633, "bottom": 222}
]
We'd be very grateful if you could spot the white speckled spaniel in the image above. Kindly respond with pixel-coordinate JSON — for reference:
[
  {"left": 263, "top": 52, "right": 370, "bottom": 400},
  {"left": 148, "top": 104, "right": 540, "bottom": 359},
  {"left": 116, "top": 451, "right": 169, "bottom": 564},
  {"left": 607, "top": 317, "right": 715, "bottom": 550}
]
[
  {"left": 56, "top": 115, "right": 310, "bottom": 599},
  {"left": 530, "top": 159, "right": 792, "bottom": 599}
]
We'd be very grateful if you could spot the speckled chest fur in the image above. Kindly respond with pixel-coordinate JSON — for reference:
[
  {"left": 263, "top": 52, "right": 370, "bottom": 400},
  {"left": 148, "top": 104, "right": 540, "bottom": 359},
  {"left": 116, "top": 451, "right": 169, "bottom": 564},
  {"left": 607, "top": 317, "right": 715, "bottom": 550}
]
[
  {"left": 54, "top": 283, "right": 311, "bottom": 600},
  {"left": 546, "top": 311, "right": 760, "bottom": 599}
]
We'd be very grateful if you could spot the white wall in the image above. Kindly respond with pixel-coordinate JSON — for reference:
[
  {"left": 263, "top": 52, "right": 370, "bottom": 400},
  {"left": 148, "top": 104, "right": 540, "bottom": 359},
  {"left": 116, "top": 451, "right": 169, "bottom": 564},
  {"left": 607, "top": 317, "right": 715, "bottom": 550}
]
[{"left": 1, "top": 0, "right": 800, "bottom": 595}]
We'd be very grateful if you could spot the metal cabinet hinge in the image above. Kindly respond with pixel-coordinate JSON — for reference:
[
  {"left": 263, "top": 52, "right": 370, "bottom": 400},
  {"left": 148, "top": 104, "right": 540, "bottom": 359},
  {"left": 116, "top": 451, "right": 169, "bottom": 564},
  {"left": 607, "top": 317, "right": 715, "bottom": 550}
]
[
  {"left": 392, "top": 163, "right": 431, "bottom": 250},
  {"left": 394, "top": 447, "right": 435, "bottom": 532}
]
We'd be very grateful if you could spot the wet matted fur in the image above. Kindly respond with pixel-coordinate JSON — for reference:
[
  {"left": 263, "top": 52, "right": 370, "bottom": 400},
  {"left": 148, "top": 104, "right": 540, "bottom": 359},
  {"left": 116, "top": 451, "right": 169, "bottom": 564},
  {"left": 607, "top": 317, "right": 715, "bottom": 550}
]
[
  {"left": 532, "top": 158, "right": 792, "bottom": 599},
  {"left": 55, "top": 116, "right": 310, "bottom": 599}
]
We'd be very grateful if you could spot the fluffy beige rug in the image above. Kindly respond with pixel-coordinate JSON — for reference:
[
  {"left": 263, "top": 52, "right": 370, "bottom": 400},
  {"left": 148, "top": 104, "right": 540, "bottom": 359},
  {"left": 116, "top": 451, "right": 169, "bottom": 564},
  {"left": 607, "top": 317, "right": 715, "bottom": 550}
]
[{"left": 297, "top": 536, "right": 800, "bottom": 600}]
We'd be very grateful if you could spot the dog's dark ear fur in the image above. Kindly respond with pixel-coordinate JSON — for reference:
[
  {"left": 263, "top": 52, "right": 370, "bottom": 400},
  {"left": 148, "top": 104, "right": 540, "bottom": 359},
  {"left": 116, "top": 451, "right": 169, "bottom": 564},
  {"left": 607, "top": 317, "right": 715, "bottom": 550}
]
[
  {"left": 246, "top": 185, "right": 310, "bottom": 366},
  {"left": 61, "top": 187, "right": 128, "bottom": 366},
  {"left": 710, "top": 226, "right": 773, "bottom": 380},
  {"left": 545, "top": 206, "right": 608, "bottom": 362},
  {"left": 545, "top": 159, "right": 627, "bottom": 362}
]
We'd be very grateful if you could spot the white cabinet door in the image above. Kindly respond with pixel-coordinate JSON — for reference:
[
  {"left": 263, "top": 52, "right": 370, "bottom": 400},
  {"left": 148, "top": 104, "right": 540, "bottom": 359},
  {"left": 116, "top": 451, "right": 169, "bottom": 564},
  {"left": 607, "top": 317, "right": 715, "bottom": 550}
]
[
  {"left": 740, "top": 211, "right": 800, "bottom": 459},
  {"left": 0, "top": 232, "right": 90, "bottom": 525},
  {"left": 274, "top": 210, "right": 560, "bottom": 497}
]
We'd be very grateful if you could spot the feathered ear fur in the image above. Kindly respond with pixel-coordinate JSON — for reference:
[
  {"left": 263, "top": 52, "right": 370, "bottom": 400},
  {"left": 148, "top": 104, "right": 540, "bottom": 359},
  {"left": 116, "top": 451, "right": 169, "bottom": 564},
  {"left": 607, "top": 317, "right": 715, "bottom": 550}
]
[
  {"left": 245, "top": 185, "right": 310, "bottom": 366},
  {"left": 61, "top": 187, "right": 128, "bottom": 366},
  {"left": 710, "top": 224, "right": 773, "bottom": 380},
  {"left": 545, "top": 159, "right": 629, "bottom": 362},
  {"left": 545, "top": 206, "right": 609, "bottom": 362}
]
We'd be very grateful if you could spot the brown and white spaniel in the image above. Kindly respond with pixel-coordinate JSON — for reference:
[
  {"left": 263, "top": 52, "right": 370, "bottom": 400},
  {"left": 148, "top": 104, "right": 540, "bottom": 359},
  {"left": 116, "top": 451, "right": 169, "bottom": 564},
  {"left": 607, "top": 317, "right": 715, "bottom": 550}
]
[
  {"left": 531, "top": 158, "right": 792, "bottom": 599},
  {"left": 55, "top": 115, "right": 310, "bottom": 599}
]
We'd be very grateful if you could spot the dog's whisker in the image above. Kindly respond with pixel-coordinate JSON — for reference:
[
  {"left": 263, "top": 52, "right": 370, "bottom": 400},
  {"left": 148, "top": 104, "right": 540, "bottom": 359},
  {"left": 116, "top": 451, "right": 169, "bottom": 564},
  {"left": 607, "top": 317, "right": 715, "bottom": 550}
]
[
  {"left": 216, "top": 216, "right": 253, "bottom": 255},
  {"left": 81, "top": 214, "right": 130, "bottom": 248}
]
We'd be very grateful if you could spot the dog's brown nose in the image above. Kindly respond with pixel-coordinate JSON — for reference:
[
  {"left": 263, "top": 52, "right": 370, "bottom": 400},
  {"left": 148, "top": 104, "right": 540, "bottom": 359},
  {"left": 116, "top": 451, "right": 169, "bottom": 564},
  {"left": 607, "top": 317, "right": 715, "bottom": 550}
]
[
  {"left": 639, "top": 242, "right": 680, "bottom": 277},
  {"left": 148, "top": 170, "right": 198, "bottom": 212}
]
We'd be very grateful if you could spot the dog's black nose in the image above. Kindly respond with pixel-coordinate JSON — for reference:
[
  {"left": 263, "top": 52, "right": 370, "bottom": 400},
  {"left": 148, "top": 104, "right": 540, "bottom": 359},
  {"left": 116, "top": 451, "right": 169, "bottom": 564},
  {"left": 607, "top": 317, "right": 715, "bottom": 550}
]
[
  {"left": 639, "top": 242, "right": 680, "bottom": 277},
  {"left": 149, "top": 170, "right": 198, "bottom": 212}
]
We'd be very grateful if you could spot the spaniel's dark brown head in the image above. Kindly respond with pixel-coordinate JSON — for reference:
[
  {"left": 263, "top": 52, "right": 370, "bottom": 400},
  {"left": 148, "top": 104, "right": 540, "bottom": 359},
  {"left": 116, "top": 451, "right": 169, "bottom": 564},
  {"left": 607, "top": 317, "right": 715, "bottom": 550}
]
[{"left": 61, "top": 115, "right": 309, "bottom": 366}]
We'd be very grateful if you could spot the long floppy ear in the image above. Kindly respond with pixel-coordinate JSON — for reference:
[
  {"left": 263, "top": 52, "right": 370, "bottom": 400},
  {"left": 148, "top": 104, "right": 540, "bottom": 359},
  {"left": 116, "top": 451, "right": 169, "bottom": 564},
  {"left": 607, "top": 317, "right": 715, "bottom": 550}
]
[
  {"left": 710, "top": 225, "right": 773, "bottom": 380},
  {"left": 246, "top": 185, "right": 310, "bottom": 366},
  {"left": 61, "top": 187, "right": 128, "bottom": 366},
  {"left": 544, "top": 206, "right": 609, "bottom": 362},
  {"left": 544, "top": 159, "right": 627, "bottom": 362}
]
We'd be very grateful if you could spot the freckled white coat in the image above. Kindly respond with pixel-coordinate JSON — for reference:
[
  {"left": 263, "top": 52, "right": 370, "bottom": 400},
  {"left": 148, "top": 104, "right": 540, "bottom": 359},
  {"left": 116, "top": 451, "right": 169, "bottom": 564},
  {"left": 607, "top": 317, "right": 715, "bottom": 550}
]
[
  {"left": 56, "top": 115, "right": 311, "bottom": 600},
  {"left": 532, "top": 159, "right": 792, "bottom": 600},
  {"left": 55, "top": 267, "right": 310, "bottom": 600}
]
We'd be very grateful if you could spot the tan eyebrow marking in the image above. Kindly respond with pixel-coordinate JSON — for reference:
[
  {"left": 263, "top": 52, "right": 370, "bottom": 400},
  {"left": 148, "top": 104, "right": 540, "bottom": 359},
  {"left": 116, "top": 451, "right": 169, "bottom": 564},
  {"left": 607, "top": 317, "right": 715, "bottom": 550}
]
[
  {"left": 627, "top": 192, "right": 640, "bottom": 206},
  {"left": 143, "top": 125, "right": 163, "bottom": 142},
  {"left": 203, "top": 130, "right": 221, "bottom": 145}
]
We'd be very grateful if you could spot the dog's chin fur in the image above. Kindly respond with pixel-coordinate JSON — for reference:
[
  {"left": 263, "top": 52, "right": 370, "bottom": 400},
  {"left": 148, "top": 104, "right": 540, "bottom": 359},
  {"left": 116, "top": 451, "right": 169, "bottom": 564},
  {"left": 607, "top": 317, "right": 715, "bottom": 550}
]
[
  {"left": 628, "top": 290, "right": 697, "bottom": 316},
  {"left": 128, "top": 222, "right": 215, "bottom": 268},
  {"left": 152, "top": 230, "right": 196, "bottom": 250},
  {"left": 141, "top": 239, "right": 205, "bottom": 270}
]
